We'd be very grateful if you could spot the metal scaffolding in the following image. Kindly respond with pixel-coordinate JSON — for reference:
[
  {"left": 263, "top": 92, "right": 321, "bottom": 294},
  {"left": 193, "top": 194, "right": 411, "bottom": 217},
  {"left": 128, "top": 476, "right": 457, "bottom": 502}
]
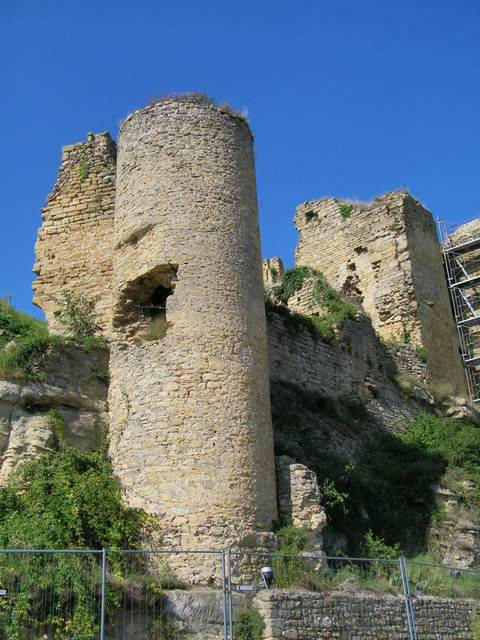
[{"left": 438, "top": 218, "right": 480, "bottom": 402}]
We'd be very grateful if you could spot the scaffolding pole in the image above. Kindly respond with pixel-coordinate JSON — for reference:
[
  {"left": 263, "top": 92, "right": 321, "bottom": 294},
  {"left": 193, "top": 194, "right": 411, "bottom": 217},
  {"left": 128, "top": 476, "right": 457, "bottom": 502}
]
[{"left": 437, "top": 218, "right": 480, "bottom": 403}]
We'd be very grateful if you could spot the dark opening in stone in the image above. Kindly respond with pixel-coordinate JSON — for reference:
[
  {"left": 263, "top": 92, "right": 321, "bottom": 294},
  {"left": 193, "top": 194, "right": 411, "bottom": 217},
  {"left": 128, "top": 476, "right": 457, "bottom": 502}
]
[{"left": 149, "top": 285, "right": 172, "bottom": 318}]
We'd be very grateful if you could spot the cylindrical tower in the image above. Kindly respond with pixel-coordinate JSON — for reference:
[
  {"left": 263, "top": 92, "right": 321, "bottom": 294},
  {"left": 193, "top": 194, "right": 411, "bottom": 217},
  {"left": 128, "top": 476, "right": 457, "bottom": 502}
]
[{"left": 108, "top": 97, "right": 277, "bottom": 571}]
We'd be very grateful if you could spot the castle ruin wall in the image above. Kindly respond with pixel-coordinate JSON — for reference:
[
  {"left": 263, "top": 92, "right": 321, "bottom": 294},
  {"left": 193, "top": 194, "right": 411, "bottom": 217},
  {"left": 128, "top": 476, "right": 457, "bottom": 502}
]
[
  {"left": 107, "top": 100, "right": 278, "bottom": 569},
  {"left": 266, "top": 309, "right": 413, "bottom": 432},
  {"left": 32, "top": 132, "right": 116, "bottom": 332},
  {"left": 294, "top": 191, "right": 466, "bottom": 393}
]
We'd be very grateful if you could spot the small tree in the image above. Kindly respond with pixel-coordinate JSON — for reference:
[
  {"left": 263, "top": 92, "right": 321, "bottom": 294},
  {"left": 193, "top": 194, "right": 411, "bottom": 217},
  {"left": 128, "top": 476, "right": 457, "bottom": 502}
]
[{"left": 56, "top": 292, "right": 101, "bottom": 338}]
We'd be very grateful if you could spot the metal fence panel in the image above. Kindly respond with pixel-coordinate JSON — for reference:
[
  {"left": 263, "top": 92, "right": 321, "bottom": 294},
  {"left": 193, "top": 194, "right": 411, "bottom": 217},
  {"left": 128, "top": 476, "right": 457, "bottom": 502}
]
[
  {"left": 102, "top": 550, "right": 225, "bottom": 640},
  {"left": 228, "top": 552, "right": 410, "bottom": 639},
  {"left": 406, "top": 560, "right": 480, "bottom": 640},
  {"left": 0, "top": 549, "right": 478, "bottom": 640},
  {"left": 0, "top": 550, "right": 103, "bottom": 640}
]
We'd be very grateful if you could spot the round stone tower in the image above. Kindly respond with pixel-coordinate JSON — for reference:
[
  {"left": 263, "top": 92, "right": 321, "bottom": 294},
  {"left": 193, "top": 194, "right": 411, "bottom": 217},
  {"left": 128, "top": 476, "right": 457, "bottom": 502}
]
[{"left": 108, "top": 97, "right": 278, "bottom": 570}]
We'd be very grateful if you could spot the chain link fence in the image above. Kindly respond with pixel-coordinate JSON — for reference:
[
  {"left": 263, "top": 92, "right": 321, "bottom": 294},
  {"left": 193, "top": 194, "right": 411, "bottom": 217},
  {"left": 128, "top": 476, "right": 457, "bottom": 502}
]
[{"left": 0, "top": 549, "right": 478, "bottom": 639}]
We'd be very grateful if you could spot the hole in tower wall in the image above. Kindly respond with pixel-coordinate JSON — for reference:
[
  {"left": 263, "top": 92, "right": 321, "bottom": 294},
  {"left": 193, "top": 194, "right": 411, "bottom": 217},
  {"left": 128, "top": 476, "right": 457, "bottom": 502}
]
[
  {"left": 113, "top": 264, "right": 177, "bottom": 341},
  {"left": 150, "top": 286, "right": 171, "bottom": 318}
]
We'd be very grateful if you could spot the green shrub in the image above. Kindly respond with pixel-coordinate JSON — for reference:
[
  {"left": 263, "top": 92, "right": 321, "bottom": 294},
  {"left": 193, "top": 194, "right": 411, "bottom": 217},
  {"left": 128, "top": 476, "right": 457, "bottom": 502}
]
[
  {"left": 415, "top": 346, "right": 428, "bottom": 362},
  {"left": 56, "top": 291, "right": 101, "bottom": 338},
  {"left": 363, "top": 530, "right": 400, "bottom": 560},
  {"left": 0, "top": 334, "right": 52, "bottom": 381},
  {"left": 92, "top": 366, "right": 110, "bottom": 384},
  {"left": 78, "top": 148, "right": 91, "bottom": 182},
  {"left": 273, "top": 266, "right": 311, "bottom": 304},
  {"left": 340, "top": 204, "right": 353, "bottom": 219},
  {"left": 276, "top": 525, "right": 309, "bottom": 554},
  {"left": 0, "top": 446, "right": 150, "bottom": 550},
  {"left": 402, "top": 414, "right": 480, "bottom": 473},
  {"left": 149, "top": 614, "right": 187, "bottom": 639},
  {"left": 0, "top": 300, "right": 47, "bottom": 346},
  {"left": 47, "top": 408, "right": 65, "bottom": 449},
  {"left": 267, "top": 267, "right": 357, "bottom": 342},
  {"left": 0, "top": 447, "right": 156, "bottom": 639},
  {"left": 234, "top": 606, "right": 265, "bottom": 640},
  {"left": 269, "top": 266, "right": 279, "bottom": 283}
]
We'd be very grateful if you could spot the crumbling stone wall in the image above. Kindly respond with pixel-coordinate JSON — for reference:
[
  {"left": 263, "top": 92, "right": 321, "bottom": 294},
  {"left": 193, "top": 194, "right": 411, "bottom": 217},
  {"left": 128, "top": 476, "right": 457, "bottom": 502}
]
[
  {"left": 266, "top": 308, "right": 413, "bottom": 431},
  {"left": 275, "top": 455, "right": 327, "bottom": 552},
  {"left": 294, "top": 191, "right": 466, "bottom": 393},
  {"left": 33, "top": 132, "right": 116, "bottom": 332},
  {"left": 107, "top": 99, "right": 277, "bottom": 572}
]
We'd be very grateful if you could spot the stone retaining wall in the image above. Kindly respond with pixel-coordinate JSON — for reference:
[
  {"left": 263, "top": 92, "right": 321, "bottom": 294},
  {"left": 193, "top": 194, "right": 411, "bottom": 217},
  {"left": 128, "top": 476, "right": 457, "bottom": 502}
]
[{"left": 254, "top": 589, "right": 477, "bottom": 640}]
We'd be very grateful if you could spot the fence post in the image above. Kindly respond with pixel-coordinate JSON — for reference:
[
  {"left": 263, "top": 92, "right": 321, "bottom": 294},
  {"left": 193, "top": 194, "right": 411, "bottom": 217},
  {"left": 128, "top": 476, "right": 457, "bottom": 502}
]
[
  {"left": 100, "top": 548, "right": 107, "bottom": 640},
  {"left": 227, "top": 549, "right": 234, "bottom": 640},
  {"left": 222, "top": 549, "right": 229, "bottom": 640},
  {"left": 400, "top": 557, "right": 418, "bottom": 640}
]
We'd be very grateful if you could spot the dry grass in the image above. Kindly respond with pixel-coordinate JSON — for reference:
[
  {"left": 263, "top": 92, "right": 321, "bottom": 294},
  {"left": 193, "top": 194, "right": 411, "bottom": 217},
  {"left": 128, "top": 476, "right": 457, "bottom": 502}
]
[
  {"left": 141, "top": 316, "right": 171, "bottom": 341},
  {"left": 147, "top": 92, "right": 248, "bottom": 121}
]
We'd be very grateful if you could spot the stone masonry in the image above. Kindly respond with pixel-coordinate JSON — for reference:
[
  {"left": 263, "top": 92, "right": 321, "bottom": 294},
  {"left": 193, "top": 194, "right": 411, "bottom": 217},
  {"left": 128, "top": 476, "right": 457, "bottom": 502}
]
[
  {"left": 294, "top": 192, "right": 466, "bottom": 393},
  {"left": 32, "top": 132, "right": 116, "bottom": 332},
  {"left": 30, "top": 96, "right": 479, "bottom": 572},
  {"left": 106, "top": 99, "right": 278, "bottom": 575},
  {"left": 254, "top": 589, "right": 478, "bottom": 640}
]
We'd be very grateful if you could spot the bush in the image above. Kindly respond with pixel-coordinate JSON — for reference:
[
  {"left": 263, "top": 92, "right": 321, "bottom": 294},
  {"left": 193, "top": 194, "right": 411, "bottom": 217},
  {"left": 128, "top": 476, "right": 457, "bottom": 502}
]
[
  {"left": 273, "top": 266, "right": 311, "bottom": 303},
  {"left": 56, "top": 292, "right": 101, "bottom": 338},
  {"left": 0, "top": 447, "right": 150, "bottom": 550},
  {"left": 402, "top": 414, "right": 480, "bottom": 473},
  {"left": 0, "top": 447, "right": 156, "bottom": 640},
  {"left": 0, "top": 334, "right": 52, "bottom": 381},
  {"left": 0, "top": 300, "right": 48, "bottom": 347},
  {"left": 234, "top": 607, "right": 265, "bottom": 640},
  {"left": 270, "top": 266, "right": 357, "bottom": 342}
]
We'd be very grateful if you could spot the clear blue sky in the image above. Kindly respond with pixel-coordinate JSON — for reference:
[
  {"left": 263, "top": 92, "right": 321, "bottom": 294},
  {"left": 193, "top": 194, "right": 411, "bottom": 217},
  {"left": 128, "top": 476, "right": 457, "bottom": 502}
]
[{"left": 1, "top": 0, "right": 479, "bottom": 318}]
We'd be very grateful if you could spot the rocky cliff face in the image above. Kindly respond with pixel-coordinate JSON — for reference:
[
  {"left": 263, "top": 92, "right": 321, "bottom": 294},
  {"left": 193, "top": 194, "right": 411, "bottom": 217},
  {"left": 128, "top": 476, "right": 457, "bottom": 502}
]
[{"left": 0, "top": 344, "right": 108, "bottom": 482}]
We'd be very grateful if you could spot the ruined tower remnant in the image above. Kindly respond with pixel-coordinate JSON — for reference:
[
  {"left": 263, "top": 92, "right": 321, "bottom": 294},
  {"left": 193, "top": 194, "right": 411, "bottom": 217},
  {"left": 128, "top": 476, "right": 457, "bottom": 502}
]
[
  {"left": 107, "top": 99, "right": 278, "bottom": 560},
  {"left": 294, "top": 191, "right": 466, "bottom": 392},
  {"left": 32, "top": 133, "right": 116, "bottom": 332}
]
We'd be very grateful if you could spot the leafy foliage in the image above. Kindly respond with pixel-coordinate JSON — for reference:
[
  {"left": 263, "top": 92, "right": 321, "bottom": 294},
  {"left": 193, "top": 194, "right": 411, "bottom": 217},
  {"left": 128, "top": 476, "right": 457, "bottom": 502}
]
[
  {"left": 402, "top": 414, "right": 480, "bottom": 505},
  {"left": 0, "top": 447, "right": 149, "bottom": 551},
  {"left": 78, "top": 148, "right": 91, "bottom": 182},
  {"left": 403, "top": 414, "right": 480, "bottom": 473},
  {"left": 148, "top": 614, "right": 188, "bottom": 640},
  {"left": 269, "top": 265, "right": 279, "bottom": 283},
  {"left": 276, "top": 525, "right": 309, "bottom": 554},
  {"left": 234, "top": 607, "right": 265, "bottom": 640},
  {"left": 340, "top": 204, "right": 353, "bottom": 219},
  {"left": 0, "top": 300, "right": 51, "bottom": 380},
  {"left": 56, "top": 291, "right": 101, "bottom": 338},
  {"left": 319, "top": 414, "right": 479, "bottom": 555},
  {"left": 0, "top": 446, "right": 155, "bottom": 639},
  {"left": 0, "top": 300, "right": 105, "bottom": 381},
  {"left": 273, "top": 266, "right": 311, "bottom": 303},
  {"left": 267, "top": 267, "right": 357, "bottom": 342},
  {"left": 0, "top": 300, "right": 47, "bottom": 346},
  {"left": 363, "top": 530, "right": 401, "bottom": 560}
]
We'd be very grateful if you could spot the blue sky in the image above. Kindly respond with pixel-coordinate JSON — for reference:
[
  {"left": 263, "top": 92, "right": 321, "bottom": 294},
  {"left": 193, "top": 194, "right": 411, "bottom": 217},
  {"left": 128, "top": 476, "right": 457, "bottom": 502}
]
[{"left": 1, "top": 0, "right": 479, "bottom": 318}]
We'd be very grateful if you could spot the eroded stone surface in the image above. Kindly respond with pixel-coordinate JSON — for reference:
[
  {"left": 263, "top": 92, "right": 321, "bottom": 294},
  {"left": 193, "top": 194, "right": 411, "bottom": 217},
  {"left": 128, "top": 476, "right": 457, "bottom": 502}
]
[{"left": 0, "top": 344, "right": 108, "bottom": 482}]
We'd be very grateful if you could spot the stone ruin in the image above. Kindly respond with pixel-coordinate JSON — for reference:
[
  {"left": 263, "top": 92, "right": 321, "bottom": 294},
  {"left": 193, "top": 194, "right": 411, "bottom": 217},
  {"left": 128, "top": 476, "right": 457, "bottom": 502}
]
[{"left": 28, "top": 96, "right": 477, "bottom": 574}]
